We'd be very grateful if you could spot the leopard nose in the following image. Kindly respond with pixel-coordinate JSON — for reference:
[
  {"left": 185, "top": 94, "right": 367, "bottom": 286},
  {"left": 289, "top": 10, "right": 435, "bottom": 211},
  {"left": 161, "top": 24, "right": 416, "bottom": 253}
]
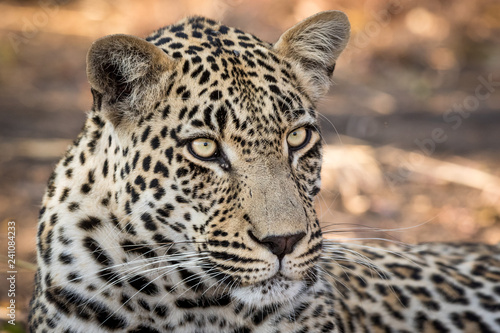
[{"left": 249, "top": 231, "right": 306, "bottom": 260}]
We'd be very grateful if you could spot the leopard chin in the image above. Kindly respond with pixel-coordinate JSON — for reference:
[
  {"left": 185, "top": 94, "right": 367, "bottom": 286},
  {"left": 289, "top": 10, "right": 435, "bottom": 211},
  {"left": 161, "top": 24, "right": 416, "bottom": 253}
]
[{"left": 230, "top": 274, "right": 308, "bottom": 306}]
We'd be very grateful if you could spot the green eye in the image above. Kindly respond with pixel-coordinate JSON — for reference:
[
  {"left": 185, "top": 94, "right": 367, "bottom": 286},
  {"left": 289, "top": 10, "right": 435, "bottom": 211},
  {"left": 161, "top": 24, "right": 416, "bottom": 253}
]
[
  {"left": 190, "top": 138, "right": 218, "bottom": 159},
  {"left": 287, "top": 127, "right": 310, "bottom": 150}
]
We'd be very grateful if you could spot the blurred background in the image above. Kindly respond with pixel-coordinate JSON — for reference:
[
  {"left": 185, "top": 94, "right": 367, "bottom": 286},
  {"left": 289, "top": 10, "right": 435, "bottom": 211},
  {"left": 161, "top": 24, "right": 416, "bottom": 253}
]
[{"left": 1, "top": 0, "right": 499, "bottom": 330}]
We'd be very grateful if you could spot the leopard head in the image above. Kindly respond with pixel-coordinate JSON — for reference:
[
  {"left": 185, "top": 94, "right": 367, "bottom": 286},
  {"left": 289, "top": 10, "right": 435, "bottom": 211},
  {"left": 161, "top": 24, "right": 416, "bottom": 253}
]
[{"left": 86, "top": 11, "right": 350, "bottom": 306}]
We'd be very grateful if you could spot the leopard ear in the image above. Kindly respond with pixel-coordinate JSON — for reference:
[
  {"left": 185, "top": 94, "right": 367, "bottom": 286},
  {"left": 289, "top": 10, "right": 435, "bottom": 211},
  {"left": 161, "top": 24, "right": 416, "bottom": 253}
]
[
  {"left": 274, "top": 11, "right": 350, "bottom": 102},
  {"left": 86, "top": 34, "right": 174, "bottom": 125}
]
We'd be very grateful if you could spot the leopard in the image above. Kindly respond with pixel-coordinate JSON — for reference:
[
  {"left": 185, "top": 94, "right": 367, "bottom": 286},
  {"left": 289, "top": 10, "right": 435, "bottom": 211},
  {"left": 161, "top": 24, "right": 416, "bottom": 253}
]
[{"left": 28, "top": 11, "right": 500, "bottom": 333}]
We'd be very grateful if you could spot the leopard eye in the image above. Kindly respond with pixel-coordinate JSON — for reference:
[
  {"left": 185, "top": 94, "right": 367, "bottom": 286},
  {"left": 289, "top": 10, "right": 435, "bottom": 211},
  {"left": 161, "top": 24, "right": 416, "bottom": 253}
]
[
  {"left": 189, "top": 138, "right": 218, "bottom": 160},
  {"left": 287, "top": 127, "right": 310, "bottom": 150}
]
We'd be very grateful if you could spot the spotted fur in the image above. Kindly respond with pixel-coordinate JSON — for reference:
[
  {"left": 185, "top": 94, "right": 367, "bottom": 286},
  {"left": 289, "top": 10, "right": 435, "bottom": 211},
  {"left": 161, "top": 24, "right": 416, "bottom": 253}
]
[{"left": 29, "top": 11, "right": 500, "bottom": 333}]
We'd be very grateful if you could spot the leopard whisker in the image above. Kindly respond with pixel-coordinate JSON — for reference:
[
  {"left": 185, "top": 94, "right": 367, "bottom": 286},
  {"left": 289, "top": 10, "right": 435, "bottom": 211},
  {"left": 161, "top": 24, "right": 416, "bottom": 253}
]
[
  {"left": 203, "top": 263, "right": 240, "bottom": 295},
  {"left": 321, "top": 243, "right": 391, "bottom": 279},
  {"left": 323, "top": 245, "right": 409, "bottom": 305},
  {"left": 200, "top": 265, "right": 235, "bottom": 297},
  {"left": 73, "top": 253, "right": 211, "bottom": 309},
  {"left": 322, "top": 237, "right": 410, "bottom": 248},
  {"left": 98, "top": 255, "right": 213, "bottom": 328},
  {"left": 320, "top": 218, "right": 436, "bottom": 234},
  {"left": 149, "top": 258, "right": 227, "bottom": 313}
]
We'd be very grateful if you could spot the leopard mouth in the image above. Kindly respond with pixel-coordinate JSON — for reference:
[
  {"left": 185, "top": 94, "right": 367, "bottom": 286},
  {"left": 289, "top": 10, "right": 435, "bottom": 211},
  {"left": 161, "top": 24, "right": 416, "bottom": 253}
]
[
  {"left": 271, "top": 265, "right": 318, "bottom": 286},
  {"left": 229, "top": 273, "right": 311, "bottom": 306},
  {"left": 202, "top": 245, "right": 319, "bottom": 292},
  {"left": 239, "top": 264, "right": 318, "bottom": 292}
]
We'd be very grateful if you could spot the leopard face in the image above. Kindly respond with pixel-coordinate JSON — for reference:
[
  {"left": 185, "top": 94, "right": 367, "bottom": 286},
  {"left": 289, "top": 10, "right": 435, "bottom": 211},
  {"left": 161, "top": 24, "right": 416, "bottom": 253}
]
[{"left": 107, "top": 37, "right": 326, "bottom": 305}]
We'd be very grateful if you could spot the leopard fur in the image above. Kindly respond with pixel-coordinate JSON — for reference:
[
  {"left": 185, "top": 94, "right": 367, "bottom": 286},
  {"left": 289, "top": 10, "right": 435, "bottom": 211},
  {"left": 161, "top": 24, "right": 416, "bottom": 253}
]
[{"left": 29, "top": 11, "right": 500, "bottom": 333}]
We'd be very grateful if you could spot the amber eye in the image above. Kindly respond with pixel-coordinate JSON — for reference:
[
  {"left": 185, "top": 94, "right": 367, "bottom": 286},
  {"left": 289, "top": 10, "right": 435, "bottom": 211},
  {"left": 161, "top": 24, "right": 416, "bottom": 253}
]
[
  {"left": 287, "top": 127, "right": 310, "bottom": 150},
  {"left": 189, "top": 138, "right": 218, "bottom": 160}
]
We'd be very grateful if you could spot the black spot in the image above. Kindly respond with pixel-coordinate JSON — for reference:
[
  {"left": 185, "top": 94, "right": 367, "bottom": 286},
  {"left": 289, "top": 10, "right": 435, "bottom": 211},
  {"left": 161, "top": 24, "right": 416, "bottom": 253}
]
[
  {"left": 44, "top": 289, "right": 70, "bottom": 314},
  {"left": 134, "top": 175, "right": 146, "bottom": 191},
  {"left": 191, "top": 55, "right": 202, "bottom": 64},
  {"left": 141, "top": 126, "right": 151, "bottom": 142},
  {"left": 269, "top": 84, "right": 281, "bottom": 95},
  {"left": 83, "top": 237, "right": 113, "bottom": 266},
  {"left": 175, "top": 298, "right": 198, "bottom": 309},
  {"left": 78, "top": 216, "right": 101, "bottom": 231},
  {"left": 79, "top": 152, "right": 86, "bottom": 165},
  {"left": 67, "top": 272, "right": 82, "bottom": 283},
  {"left": 154, "top": 37, "right": 172, "bottom": 45},
  {"left": 154, "top": 305, "right": 169, "bottom": 318},
  {"left": 176, "top": 196, "right": 189, "bottom": 204},
  {"left": 191, "top": 64, "right": 204, "bottom": 78},
  {"left": 62, "top": 154, "right": 74, "bottom": 167},
  {"left": 149, "top": 179, "right": 159, "bottom": 188},
  {"left": 138, "top": 298, "right": 151, "bottom": 311},
  {"left": 154, "top": 161, "right": 169, "bottom": 177},
  {"left": 121, "top": 240, "right": 157, "bottom": 259},
  {"left": 129, "top": 326, "right": 160, "bottom": 333},
  {"left": 128, "top": 275, "right": 159, "bottom": 295},
  {"left": 153, "top": 187, "right": 166, "bottom": 200},
  {"left": 215, "top": 105, "right": 227, "bottom": 132},
  {"left": 170, "top": 24, "right": 184, "bottom": 32},
  {"left": 102, "top": 159, "right": 109, "bottom": 177},
  {"left": 264, "top": 74, "right": 277, "bottom": 83},
  {"left": 176, "top": 167, "right": 189, "bottom": 178},
  {"left": 203, "top": 106, "right": 214, "bottom": 129},
  {"left": 178, "top": 106, "right": 188, "bottom": 120},
  {"left": 165, "top": 147, "right": 174, "bottom": 164},
  {"left": 252, "top": 304, "right": 278, "bottom": 325},
  {"left": 175, "top": 295, "right": 231, "bottom": 309},
  {"left": 182, "top": 60, "right": 190, "bottom": 74},
  {"left": 59, "top": 188, "right": 70, "bottom": 202},
  {"left": 80, "top": 183, "right": 91, "bottom": 194},
  {"left": 125, "top": 201, "right": 132, "bottom": 215},
  {"left": 143, "top": 156, "right": 152, "bottom": 171},
  {"left": 162, "top": 105, "right": 171, "bottom": 119},
  {"left": 68, "top": 202, "right": 79, "bottom": 212},
  {"left": 65, "top": 168, "right": 73, "bottom": 178},
  {"left": 169, "top": 42, "right": 183, "bottom": 49},
  {"left": 199, "top": 70, "right": 211, "bottom": 85},
  {"left": 209, "top": 90, "right": 222, "bottom": 101},
  {"left": 46, "top": 317, "right": 57, "bottom": 328},
  {"left": 157, "top": 203, "right": 175, "bottom": 218},
  {"left": 192, "top": 119, "right": 204, "bottom": 127},
  {"left": 58, "top": 253, "right": 73, "bottom": 265},
  {"left": 141, "top": 213, "right": 157, "bottom": 231},
  {"left": 49, "top": 213, "right": 58, "bottom": 225},
  {"left": 39, "top": 206, "right": 47, "bottom": 219},
  {"left": 150, "top": 136, "right": 160, "bottom": 150},
  {"left": 321, "top": 322, "right": 335, "bottom": 332}
]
